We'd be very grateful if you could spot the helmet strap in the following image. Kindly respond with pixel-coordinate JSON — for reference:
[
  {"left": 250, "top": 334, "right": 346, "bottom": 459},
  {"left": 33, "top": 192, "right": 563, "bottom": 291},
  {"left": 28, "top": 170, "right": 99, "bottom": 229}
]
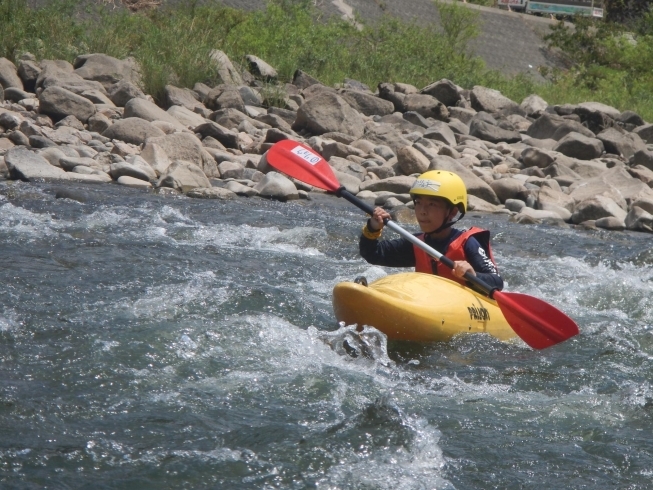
[{"left": 422, "top": 208, "right": 465, "bottom": 236}]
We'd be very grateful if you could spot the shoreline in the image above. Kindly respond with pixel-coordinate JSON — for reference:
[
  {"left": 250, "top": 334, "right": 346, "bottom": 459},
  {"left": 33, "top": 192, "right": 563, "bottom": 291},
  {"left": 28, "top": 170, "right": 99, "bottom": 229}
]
[{"left": 0, "top": 50, "right": 652, "bottom": 235}]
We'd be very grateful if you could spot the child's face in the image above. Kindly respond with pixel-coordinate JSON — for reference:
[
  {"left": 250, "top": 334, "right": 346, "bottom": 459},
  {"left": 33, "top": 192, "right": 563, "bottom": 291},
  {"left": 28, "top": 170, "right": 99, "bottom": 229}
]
[{"left": 413, "top": 195, "right": 457, "bottom": 233}]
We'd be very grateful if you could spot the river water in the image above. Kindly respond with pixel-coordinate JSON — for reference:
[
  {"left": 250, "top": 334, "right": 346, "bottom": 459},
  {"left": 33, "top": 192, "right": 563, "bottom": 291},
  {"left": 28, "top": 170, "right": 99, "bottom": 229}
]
[{"left": 0, "top": 180, "right": 651, "bottom": 489}]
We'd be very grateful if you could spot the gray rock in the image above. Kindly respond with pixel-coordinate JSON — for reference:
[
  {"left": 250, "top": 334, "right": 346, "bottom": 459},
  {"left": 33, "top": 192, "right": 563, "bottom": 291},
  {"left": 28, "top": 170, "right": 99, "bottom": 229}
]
[
  {"left": 597, "top": 127, "right": 646, "bottom": 159},
  {"left": 469, "top": 120, "right": 521, "bottom": 143},
  {"left": 470, "top": 86, "right": 520, "bottom": 115},
  {"left": 631, "top": 149, "right": 653, "bottom": 170},
  {"left": 333, "top": 170, "right": 361, "bottom": 195},
  {"left": 87, "top": 113, "right": 112, "bottom": 134},
  {"left": 521, "top": 147, "right": 556, "bottom": 168},
  {"left": 553, "top": 132, "right": 605, "bottom": 160},
  {"left": 225, "top": 180, "right": 259, "bottom": 196},
  {"left": 595, "top": 216, "right": 626, "bottom": 230},
  {"left": 140, "top": 141, "right": 171, "bottom": 176},
  {"left": 59, "top": 156, "right": 102, "bottom": 171},
  {"left": 146, "top": 132, "right": 218, "bottom": 178},
  {"left": 195, "top": 121, "right": 239, "bottom": 149},
  {"left": 163, "top": 85, "right": 202, "bottom": 111},
  {"left": 9, "top": 130, "right": 30, "bottom": 146},
  {"left": 397, "top": 146, "right": 430, "bottom": 175},
  {"left": 116, "top": 175, "right": 152, "bottom": 188},
  {"left": 123, "top": 98, "right": 184, "bottom": 130},
  {"left": 39, "top": 86, "right": 96, "bottom": 123},
  {"left": 245, "top": 54, "right": 277, "bottom": 81},
  {"left": 625, "top": 206, "right": 653, "bottom": 232},
  {"left": 186, "top": 186, "right": 238, "bottom": 199},
  {"left": 520, "top": 94, "right": 548, "bottom": 118},
  {"left": 359, "top": 175, "right": 416, "bottom": 194},
  {"left": 217, "top": 160, "right": 244, "bottom": 179},
  {"left": 167, "top": 105, "right": 206, "bottom": 129},
  {"left": 0, "top": 57, "right": 23, "bottom": 89},
  {"left": 634, "top": 124, "right": 653, "bottom": 144},
  {"left": 102, "top": 117, "right": 166, "bottom": 146},
  {"left": 339, "top": 89, "right": 394, "bottom": 117},
  {"left": 5, "top": 147, "right": 68, "bottom": 181},
  {"left": 110, "top": 155, "right": 157, "bottom": 181},
  {"left": 551, "top": 121, "right": 596, "bottom": 141},
  {"left": 504, "top": 198, "right": 526, "bottom": 212},
  {"left": 74, "top": 54, "right": 140, "bottom": 90},
  {"left": 108, "top": 80, "right": 146, "bottom": 107},
  {"left": 490, "top": 177, "right": 528, "bottom": 203},
  {"left": 157, "top": 160, "right": 211, "bottom": 192},
  {"left": 292, "top": 92, "right": 364, "bottom": 138},
  {"left": 209, "top": 50, "right": 244, "bottom": 86},
  {"left": 571, "top": 195, "right": 627, "bottom": 224},
  {"left": 448, "top": 107, "right": 476, "bottom": 125},
  {"left": 420, "top": 79, "right": 461, "bottom": 107},
  {"left": 423, "top": 121, "right": 457, "bottom": 147},
  {"left": 403, "top": 93, "right": 449, "bottom": 121},
  {"left": 254, "top": 171, "right": 299, "bottom": 201},
  {"left": 18, "top": 59, "right": 40, "bottom": 92}
]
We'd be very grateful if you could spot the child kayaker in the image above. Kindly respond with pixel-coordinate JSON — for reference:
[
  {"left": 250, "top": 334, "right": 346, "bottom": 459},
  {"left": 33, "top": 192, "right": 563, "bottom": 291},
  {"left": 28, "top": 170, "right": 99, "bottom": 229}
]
[{"left": 360, "top": 170, "right": 503, "bottom": 291}]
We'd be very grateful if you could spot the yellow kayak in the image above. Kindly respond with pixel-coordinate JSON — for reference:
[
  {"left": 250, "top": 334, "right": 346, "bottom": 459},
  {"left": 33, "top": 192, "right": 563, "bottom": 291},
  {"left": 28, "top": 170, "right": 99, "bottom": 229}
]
[{"left": 332, "top": 272, "right": 517, "bottom": 343}]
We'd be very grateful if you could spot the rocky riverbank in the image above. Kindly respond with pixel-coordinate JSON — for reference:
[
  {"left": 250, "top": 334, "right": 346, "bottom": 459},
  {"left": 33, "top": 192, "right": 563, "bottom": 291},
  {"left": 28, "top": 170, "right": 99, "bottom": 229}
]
[{"left": 1, "top": 51, "right": 653, "bottom": 233}]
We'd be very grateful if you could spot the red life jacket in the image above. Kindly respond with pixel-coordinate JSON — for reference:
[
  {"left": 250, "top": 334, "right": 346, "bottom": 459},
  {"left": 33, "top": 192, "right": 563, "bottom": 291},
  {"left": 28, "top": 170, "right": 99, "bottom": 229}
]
[{"left": 413, "top": 227, "right": 498, "bottom": 286}]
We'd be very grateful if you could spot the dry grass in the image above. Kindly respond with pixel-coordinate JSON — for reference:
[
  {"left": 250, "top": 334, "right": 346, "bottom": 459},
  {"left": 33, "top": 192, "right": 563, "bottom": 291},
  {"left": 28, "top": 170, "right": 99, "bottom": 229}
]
[{"left": 101, "top": 0, "right": 161, "bottom": 12}]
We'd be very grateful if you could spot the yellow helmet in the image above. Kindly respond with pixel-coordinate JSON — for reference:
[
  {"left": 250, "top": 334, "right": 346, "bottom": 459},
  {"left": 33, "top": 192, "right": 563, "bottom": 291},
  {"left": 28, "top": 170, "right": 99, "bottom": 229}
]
[{"left": 409, "top": 170, "right": 467, "bottom": 213}]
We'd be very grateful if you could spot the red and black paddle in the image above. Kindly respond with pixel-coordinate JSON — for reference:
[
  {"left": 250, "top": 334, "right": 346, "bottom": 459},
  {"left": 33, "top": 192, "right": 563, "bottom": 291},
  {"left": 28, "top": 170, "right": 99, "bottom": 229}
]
[{"left": 266, "top": 140, "right": 579, "bottom": 349}]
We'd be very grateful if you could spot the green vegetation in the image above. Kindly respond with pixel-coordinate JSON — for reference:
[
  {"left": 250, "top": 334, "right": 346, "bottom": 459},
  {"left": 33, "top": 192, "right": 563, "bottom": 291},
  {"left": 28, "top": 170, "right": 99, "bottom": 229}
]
[{"left": 0, "top": 0, "right": 651, "bottom": 121}]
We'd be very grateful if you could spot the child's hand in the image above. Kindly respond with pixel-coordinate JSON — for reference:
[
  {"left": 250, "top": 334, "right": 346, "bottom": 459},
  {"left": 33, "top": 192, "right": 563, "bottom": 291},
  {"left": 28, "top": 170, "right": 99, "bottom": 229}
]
[
  {"left": 452, "top": 260, "right": 475, "bottom": 279},
  {"left": 369, "top": 207, "right": 391, "bottom": 231}
]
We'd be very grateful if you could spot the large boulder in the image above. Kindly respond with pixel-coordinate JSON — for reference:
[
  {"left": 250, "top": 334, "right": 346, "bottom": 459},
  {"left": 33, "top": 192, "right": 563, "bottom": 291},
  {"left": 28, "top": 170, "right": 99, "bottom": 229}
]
[
  {"left": 108, "top": 80, "right": 146, "bottom": 107},
  {"left": 157, "top": 160, "right": 211, "bottom": 192},
  {"left": 420, "top": 79, "right": 461, "bottom": 107},
  {"left": 489, "top": 177, "right": 528, "bottom": 203},
  {"left": 167, "top": 105, "right": 207, "bottom": 129},
  {"left": 209, "top": 50, "right": 244, "bottom": 86},
  {"left": 204, "top": 84, "right": 245, "bottom": 112},
  {"left": 339, "top": 89, "right": 394, "bottom": 117},
  {"left": 470, "top": 86, "right": 520, "bottom": 115},
  {"left": 423, "top": 121, "right": 457, "bottom": 147},
  {"left": 194, "top": 121, "right": 239, "bottom": 149},
  {"left": 403, "top": 93, "right": 449, "bottom": 121},
  {"left": 569, "top": 166, "right": 653, "bottom": 208},
  {"left": 469, "top": 120, "right": 521, "bottom": 143},
  {"left": 633, "top": 123, "right": 653, "bottom": 144},
  {"left": 110, "top": 155, "right": 157, "bottom": 182},
  {"left": 571, "top": 195, "right": 627, "bottom": 224},
  {"left": 292, "top": 92, "right": 365, "bottom": 138},
  {"left": 397, "top": 146, "right": 430, "bottom": 175},
  {"left": 37, "top": 60, "right": 107, "bottom": 95},
  {"left": 254, "top": 171, "right": 299, "bottom": 201},
  {"left": 553, "top": 132, "right": 605, "bottom": 160},
  {"left": 625, "top": 206, "right": 653, "bottom": 232},
  {"left": 146, "top": 132, "right": 218, "bottom": 178},
  {"left": 0, "top": 58, "right": 23, "bottom": 89},
  {"left": 39, "top": 86, "right": 96, "bottom": 123},
  {"left": 73, "top": 53, "right": 141, "bottom": 90},
  {"left": 5, "top": 147, "right": 68, "bottom": 181},
  {"left": 245, "top": 54, "right": 277, "bottom": 81},
  {"left": 123, "top": 98, "right": 185, "bottom": 130},
  {"left": 102, "top": 117, "right": 166, "bottom": 145},
  {"left": 520, "top": 94, "right": 548, "bottom": 118},
  {"left": 163, "top": 84, "right": 204, "bottom": 111}
]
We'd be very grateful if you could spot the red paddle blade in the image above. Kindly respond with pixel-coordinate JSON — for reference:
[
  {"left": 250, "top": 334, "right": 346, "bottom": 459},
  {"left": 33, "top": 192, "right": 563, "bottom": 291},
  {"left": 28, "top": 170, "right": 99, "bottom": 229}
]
[
  {"left": 266, "top": 140, "right": 341, "bottom": 192},
  {"left": 494, "top": 291, "right": 579, "bottom": 349}
]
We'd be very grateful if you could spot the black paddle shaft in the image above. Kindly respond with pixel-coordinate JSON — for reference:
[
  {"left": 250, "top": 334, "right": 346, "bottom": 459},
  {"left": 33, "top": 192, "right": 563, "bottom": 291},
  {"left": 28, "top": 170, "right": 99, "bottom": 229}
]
[{"left": 335, "top": 186, "right": 498, "bottom": 298}]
